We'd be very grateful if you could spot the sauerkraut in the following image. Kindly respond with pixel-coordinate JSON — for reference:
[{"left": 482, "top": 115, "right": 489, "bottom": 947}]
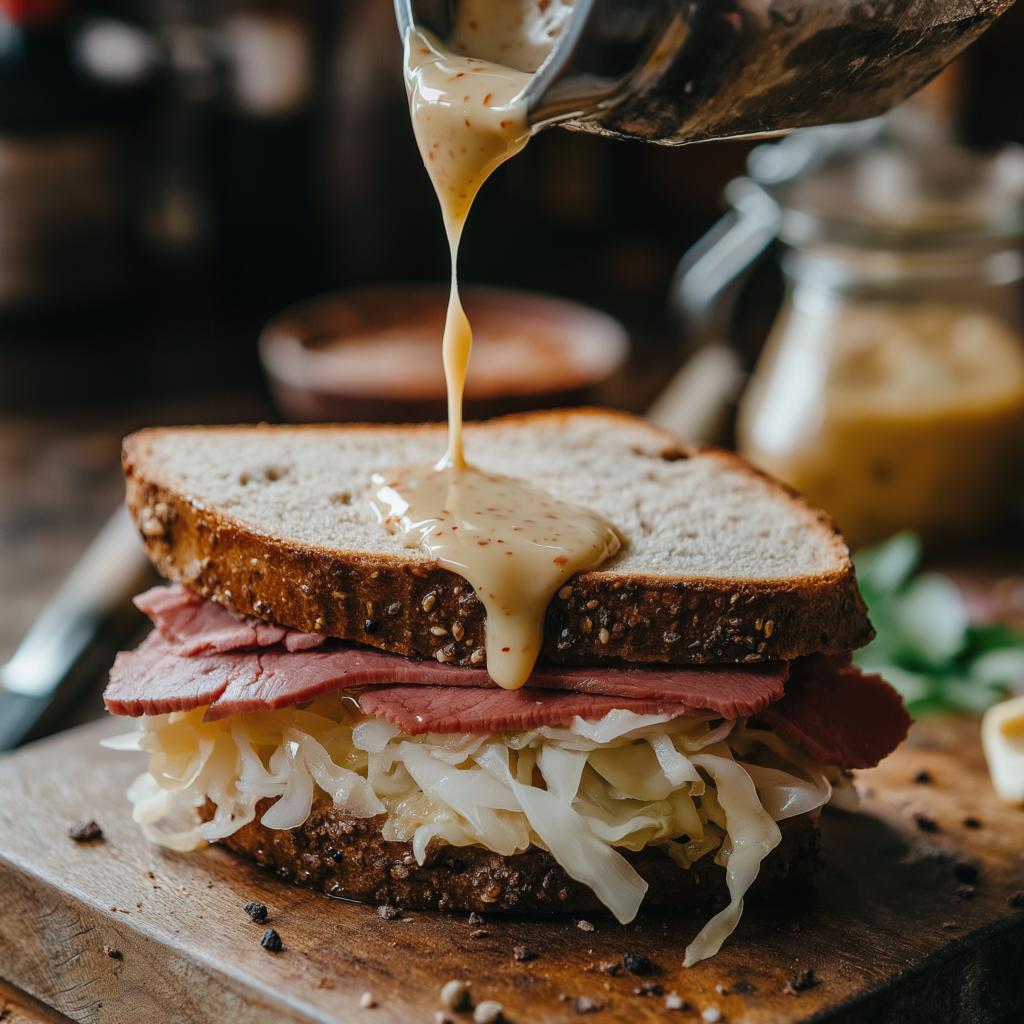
[{"left": 102, "top": 691, "right": 845, "bottom": 965}]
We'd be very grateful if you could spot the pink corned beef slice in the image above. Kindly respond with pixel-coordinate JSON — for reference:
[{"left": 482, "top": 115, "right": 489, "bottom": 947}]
[
  {"left": 104, "top": 633, "right": 260, "bottom": 717},
  {"left": 104, "top": 587, "right": 910, "bottom": 770},
  {"left": 358, "top": 685, "right": 704, "bottom": 734},
  {"left": 757, "top": 654, "right": 911, "bottom": 770},
  {"left": 103, "top": 632, "right": 789, "bottom": 722},
  {"left": 135, "top": 584, "right": 325, "bottom": 656}
]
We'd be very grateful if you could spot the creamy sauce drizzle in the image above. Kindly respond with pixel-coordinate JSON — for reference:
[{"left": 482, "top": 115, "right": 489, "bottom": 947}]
[
  {"left": 372, "top": 463, "right": 620, "bottom": 688},
  {"left": 371, "top": 20, "right": 620, "bottom": 690}
]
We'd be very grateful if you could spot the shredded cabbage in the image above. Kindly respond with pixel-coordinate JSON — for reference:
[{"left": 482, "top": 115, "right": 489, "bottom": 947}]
[{"left": 102, "top": 692, "right": 836, "bottom": 965}]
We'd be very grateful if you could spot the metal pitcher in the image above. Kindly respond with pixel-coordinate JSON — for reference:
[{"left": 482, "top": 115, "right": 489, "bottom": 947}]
[{"left": 394, "top": 0, "right": 1016, "bottom": 145}]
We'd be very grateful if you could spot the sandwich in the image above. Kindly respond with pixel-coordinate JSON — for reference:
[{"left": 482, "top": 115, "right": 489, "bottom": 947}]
[{"left": 101, "top": 408, "right": 910, "bottom": 965}]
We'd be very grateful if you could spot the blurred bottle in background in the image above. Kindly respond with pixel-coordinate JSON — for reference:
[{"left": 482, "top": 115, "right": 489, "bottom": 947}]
[
  {"left": 208, "top": 0, "right": 328, "bottom": 321},
  {"left": 0, "top": 0, "right": 155, "bottom": 317}
]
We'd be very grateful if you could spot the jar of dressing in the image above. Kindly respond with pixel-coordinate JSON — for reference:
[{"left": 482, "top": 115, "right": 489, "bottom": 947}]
[{"left": 737, "top": 136, "right": 1024, "bottom": 550}]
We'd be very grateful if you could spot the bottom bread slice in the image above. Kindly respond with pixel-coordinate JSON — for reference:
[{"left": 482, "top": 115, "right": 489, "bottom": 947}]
[{"left": 201, "top": 798, "right": 821, "bottom": 914}]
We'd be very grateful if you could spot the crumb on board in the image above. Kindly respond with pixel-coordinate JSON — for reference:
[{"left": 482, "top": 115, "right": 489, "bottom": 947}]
[
  {"left": 377, "top": 905, "right": 401, "bottom": 921},
  {"left": 576, "top": 919, "right": 595, "bottom": 932},
  {"left": 359, "top": 992, "right": 375, "bottom": 1008},
  {"left": 468, "top": 912, "right": 486, "bottom": 926},
  {"left": 69, "top": 821, "right": 103, "bottom": 842},
  {"left": 244, "top": 902, "right": 269, "bottom": 923},
  {"left": 956, "top": 884, "right": 975, "bottom": 899},
  {"left": 665, "top": 993, "right": 687, "bottom": 1011},
  {"left": 598, "top": 961, "right": 621, "bottom": 976},
  {"left": 103, "top": 946, "right": 122, "bottom": 960},
  {"left": 513, "top": 945, "right": 534, "bottom": 962},
  {"left": 470, "top": 929, "right": 491, "bottom": 939},
  {"left": 701, "top": 1009, "right": 723, "bottom": 1023}
]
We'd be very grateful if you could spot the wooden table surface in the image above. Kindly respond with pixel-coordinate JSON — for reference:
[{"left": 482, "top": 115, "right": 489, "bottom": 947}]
[{"left": 1, "top": 714, "right": 1022, "bottom": 1024}]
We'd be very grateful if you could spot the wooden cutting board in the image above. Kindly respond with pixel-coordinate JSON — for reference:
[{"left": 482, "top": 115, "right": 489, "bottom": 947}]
[{"left": 1, "top": 715, "right": 1023, "bottom": 1024}]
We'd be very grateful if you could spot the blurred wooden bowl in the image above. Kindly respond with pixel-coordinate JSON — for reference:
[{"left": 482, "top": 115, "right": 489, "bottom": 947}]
[{"left": 259, "top": 283, "right": 629, "bottom": 423}]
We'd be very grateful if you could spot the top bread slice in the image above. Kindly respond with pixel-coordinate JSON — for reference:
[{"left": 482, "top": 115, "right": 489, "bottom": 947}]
[{"left": 123, "top": 409, "right": 872, "bottom": 668}]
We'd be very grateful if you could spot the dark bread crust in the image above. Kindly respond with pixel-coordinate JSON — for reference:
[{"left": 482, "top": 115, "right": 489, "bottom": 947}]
[
  {"left": 122, "top": 411, "right": 873, "bottom": 668},
  {"left": 201, "top": 797, "right": 821, "bottom": 913}
]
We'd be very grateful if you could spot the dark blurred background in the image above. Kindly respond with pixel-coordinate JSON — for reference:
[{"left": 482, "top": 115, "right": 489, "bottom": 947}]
[{"left": 2, "top": 0, "right": 1024, "bottom": 738}]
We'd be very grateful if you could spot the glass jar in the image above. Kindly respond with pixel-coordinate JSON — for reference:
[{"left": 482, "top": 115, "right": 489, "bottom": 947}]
[{"left": 737, "top": 140, "right": 1024, "bottom": 550}]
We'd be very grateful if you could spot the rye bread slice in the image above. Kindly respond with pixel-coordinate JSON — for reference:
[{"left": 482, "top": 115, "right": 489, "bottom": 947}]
[
  {"left": 122, "top": 409, "right": 872, "bottom": 668},
  {"left": 200, "top": 797, "right": 821, "bottom": 914}
]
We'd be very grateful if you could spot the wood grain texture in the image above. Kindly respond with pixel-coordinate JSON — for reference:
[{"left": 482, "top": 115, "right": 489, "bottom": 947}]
[
  {"left": 1, "top": 716, "right": 1023, "bottom": 1024},
  {"left": 0, "top": 978, "right": 76, "bottom": 1024}
]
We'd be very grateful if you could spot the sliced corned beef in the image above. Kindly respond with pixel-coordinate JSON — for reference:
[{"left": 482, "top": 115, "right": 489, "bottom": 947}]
[
  {"left": 757, "top": 654, "right": 911, "bottom": 770},
  {"left": 104, "top": 590, "right": 911, "bottom": 770},
  {"left": 135, "top": 584, "right": 325, "bottom": 656},
  {"left": 104, "top": 632, "right": 260, "bottom": 718},
  {"left": 204, "top": 647, "right": 787, "bottom": 721},
  {"left": 204, "top": 646, "right": 412, "bottom": 719},
  {"left": 102, "top": 631, "right": 788, "bottom": 722},
  {"left": 358, "top": 685, "right": 703, "bottom": 734},
  {"left": 528, "top": 661, "right": 787, "bottom": 718}
]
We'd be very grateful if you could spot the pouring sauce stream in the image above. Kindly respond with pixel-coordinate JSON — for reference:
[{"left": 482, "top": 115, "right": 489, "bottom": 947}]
[{"left": 373, "top": 14, "right": 620, "bottom": 690}]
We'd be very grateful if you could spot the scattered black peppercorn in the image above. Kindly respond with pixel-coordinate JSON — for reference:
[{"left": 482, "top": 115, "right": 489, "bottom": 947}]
[
  {"left": 623, "top": 952, "right": 654, "bottom": 976},
  {"left": 513, "top": 945, "right": 534, "bottom": 962},
  {"left": 914, "top": 770, "right": 933, "bottom": 784},
  {"left": 364, "top": 619, "right": 380, "bottom": 634},
  {"left": 732, "top": 981, "right": 756, "bottom": 994},
  {"left": 956, "top": 884, "right": 975, "bottom": 899},
  {"left": 785, "top": 968, "right": 815, "bottom": 994},
  {"left": 261, "top": 929, "right": 283, "bottom": 953},
  {"left": 377, "top": 905, "right": 401, "bottom": 920},
  {"left": 1007, "top": 890, "right": 1024, "bottom": 908},
  {"left": 963, "top": 817, "right": 981, "bottom": 829},
  {"left": 954, "top": 863, "right": 979, "bottom": 885},
  {"left": 331, "top": 850, "right": 345, "bottom": 864},
  {"left": 104, "top": 946, "right": 122, "bottom": 960},
  {"left": 914, "top": 814, "right": 939, "bottom": 833},
  {"left": 244, "top": 902, "right": 268, "bottom": 924},
  {"left": 69, "top": 821, "right": 103, "bottom": 842}
]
